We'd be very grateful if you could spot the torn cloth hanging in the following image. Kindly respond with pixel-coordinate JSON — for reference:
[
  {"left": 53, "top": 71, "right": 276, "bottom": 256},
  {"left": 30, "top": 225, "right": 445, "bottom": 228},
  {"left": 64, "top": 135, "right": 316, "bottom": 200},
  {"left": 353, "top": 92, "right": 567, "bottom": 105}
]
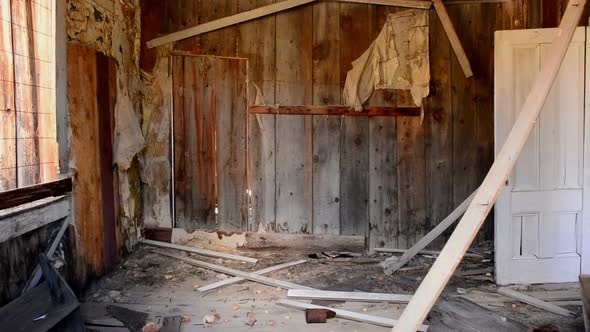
[{"left": 343, "top": 9, "right": 430, "bottom": 110}]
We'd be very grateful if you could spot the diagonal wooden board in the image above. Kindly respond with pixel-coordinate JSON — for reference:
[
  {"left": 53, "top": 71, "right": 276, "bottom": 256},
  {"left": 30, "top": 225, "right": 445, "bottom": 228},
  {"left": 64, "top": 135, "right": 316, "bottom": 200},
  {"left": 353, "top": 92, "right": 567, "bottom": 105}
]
[
  {"left": 497, "top": 287, "right": 576, "bottom": 317},
  {"left": 147, "top": 0, "right": 317, "bottom": 48},
  {"left": 381, "top": 190, "right": 477, "bottom": 275},
  {"left": 392, "top": 1, "right": 587, "bottom": 331},
  {"left": 152, "top": 250, "right": 315, "bottom": 290},
  {"left": 142, "top": 239, "right": 258, "bottom": 263},
  {"left": 432, "top": 0, "right": 473, "bottom": 78}
]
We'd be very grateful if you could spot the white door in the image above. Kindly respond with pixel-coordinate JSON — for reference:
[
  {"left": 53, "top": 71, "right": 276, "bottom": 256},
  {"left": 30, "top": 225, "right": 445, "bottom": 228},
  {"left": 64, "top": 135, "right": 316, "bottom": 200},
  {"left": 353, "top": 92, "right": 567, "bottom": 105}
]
[{"left": 495, "top": 27, "right": 586, "bottom": 285}]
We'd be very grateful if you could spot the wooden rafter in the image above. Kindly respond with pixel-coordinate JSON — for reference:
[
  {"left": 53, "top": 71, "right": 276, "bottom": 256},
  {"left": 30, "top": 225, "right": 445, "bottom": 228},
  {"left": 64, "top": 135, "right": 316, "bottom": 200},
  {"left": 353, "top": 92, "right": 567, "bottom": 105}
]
[
  {"left": 391, "top": 1, "right": 587, "bottom": 331},
  {"left": 249, "top": 105, "right": 421, "bottom": 116},
  {"left": 147, "top": 0, "right": 318, "bottom": 48}
]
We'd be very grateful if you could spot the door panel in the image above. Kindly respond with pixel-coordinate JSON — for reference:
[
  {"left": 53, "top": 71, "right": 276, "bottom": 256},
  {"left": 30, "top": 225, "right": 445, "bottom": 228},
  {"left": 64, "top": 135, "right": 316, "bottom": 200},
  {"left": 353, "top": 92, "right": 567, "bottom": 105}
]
[{"left": 495, "top": 27, "right": 586, "bottom": 285}]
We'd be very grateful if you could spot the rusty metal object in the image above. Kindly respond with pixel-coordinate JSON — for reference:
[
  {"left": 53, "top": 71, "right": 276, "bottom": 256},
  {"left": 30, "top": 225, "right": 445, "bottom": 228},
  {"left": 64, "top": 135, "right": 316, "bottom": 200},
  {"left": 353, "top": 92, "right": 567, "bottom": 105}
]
[{"left": 305, "top": 308, "right": 336, "bottom": 324}]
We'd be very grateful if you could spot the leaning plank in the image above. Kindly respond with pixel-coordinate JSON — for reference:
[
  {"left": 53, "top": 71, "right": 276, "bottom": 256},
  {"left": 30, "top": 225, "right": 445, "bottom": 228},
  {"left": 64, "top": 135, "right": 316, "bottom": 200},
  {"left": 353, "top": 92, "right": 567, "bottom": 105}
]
[
  {"left": 432, "top": 0, "right": 473, "bottom": 78},
  {"left": 198, "top": 259, "right": 308, "bottom": 292},
  {"left": 147, "top": 0, "right": 317, "bottom": 48},
  {"left": 22, "top": 216, "right": 71, "bottom": 293},
  {"left": 380, "top": 190, "right": 477, "bottom": 275},
  {"left": 337, "top": 0, "right": 431, "bottom": 9},
  {"left": 0, "top": 196, "right": 70, "bottom": 243},
  {"left": 249, "top": 105, "right": 421, "bottom": 117},
  {"left": 497, "top": 287, "right": 576, "bottom": 317},
  {"left": 153, "top": 251, "right": 314, "bottom": 290},
  {"left": 287, "top": 289, "right": 412, "bottom": 303},
  {"left": 142, "top": 239, "right": 258, "bottom": 263},
  {"left": 277, "top": 300, "right": 429, "bottom": 331},
  {"left": 392, "top": 1, "right": 586, "bottom": 331}
]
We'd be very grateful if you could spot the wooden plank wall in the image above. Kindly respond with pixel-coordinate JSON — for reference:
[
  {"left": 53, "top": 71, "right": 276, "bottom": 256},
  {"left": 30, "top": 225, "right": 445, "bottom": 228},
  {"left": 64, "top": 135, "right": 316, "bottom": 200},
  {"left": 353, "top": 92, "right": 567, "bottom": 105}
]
[
  {"left": 173, "top": 56, "right": 248, "bottom": 231},
  {"left": 0, "top": 0, "right": 58, "bottom": 191},
  {"left": 147, "top": 0, "right": 587, "bottom": 249}
]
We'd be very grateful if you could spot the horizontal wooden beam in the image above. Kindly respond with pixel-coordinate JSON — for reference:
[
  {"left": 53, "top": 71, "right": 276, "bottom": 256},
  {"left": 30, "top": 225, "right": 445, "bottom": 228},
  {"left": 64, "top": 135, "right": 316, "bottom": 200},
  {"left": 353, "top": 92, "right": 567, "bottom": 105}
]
[
  {"left": 0, "top": 178, "right": 72, "bottom": 210},
  {"left": 147, "top": 0, "right": 317, "bottom": 48},
  {"left": 142, "top": 239, "right": 258, "bottom": 263},
  {"left": 335, "top": 0, "right": 431, "bottom": 9},
  {"left": 249, "top": 105, "right": 421, "bottom": 116},
  {"left": 0, "top": 196, "right": 70, "bottom": 243},
  {"left": 277, "top": 300, "right": 429, "bottom": 331}
]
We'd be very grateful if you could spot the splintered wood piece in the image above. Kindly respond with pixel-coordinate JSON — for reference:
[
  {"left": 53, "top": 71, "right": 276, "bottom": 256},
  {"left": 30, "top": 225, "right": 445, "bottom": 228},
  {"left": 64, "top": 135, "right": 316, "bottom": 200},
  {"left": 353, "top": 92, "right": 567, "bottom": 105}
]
[
  {"left": 142, "top": 239, "right": 258, "bottom": 263},
  {"left": 392, "top": 1, "right": 586, "bottom": 330}
]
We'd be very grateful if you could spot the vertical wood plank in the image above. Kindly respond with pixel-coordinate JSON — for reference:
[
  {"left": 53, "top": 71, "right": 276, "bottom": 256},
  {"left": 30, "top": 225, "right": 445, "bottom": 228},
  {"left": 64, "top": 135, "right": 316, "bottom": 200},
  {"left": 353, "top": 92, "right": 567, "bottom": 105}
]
[
  {"left": 312, "top": 1, "right": 340, "bottom": 235},
  {"left": 0, "top": 3, "right": 16, "bottom": 191},
  {"left": 172, "top": 56, "right": 186, "bottom": 228},
  {"left": 367, "top": 7, "right": 400, "bottom": 249},
  {"left": 423, "top": 5, "right": 453, "bottom": 249},
  {"left": 339, "top": 3, "right": 370, "bottom": 237},
  {"left": 475, "top": 4, "right": 496, "bottom": 242},
  {"left": 181, "top": 57, "right": 217, "bottom": 229},
  {"left": 369, "top": 114, "right": 398, "bottom": 249},
  {"left": 238, "top": 0, "right": 276, "bottom": 231},
  {"left": 173, "top": 0, "right": 200, "bottom": 51},
  {"left": 67, "top": 43, "right": 104, "bottom": 278},
  {"left": 449, "top": 4, "right": 478, "bottom": 227},
  {"left": 215, "top": 58, "right": 248, "bottom": 231},
  {"left": 13, "top": 0, "right": 40, "bottom": 187},
  {"left": 275, "top": 5, "right": 313, "bottom": 233},
  {"left": 96, "top": 53, "right": 117, "bottom": 272},
  {"left": 199, "top": 0, "right": 238, "bottom": 56}
]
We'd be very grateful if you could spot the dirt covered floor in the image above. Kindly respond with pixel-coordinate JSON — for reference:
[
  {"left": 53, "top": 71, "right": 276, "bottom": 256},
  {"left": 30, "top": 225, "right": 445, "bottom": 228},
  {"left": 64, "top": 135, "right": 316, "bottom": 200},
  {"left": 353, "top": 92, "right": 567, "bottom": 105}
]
[{"left": 81, "top": 240, "right": 585, "bottom": 331}]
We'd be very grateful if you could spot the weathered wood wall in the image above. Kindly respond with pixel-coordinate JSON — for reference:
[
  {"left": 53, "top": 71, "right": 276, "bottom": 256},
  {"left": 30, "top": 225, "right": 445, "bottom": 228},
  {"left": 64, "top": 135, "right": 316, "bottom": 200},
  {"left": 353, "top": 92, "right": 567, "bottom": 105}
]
[{"left": 140, "top": 1, "right": 590, "bottom": 249}]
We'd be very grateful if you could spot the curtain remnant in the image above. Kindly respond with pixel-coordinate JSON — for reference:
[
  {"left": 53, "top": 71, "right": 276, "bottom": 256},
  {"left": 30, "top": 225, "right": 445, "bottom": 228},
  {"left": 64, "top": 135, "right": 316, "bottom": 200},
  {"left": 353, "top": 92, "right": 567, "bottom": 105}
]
[{"left": 343, "top": 9, "right": 430, "bottom": 111}]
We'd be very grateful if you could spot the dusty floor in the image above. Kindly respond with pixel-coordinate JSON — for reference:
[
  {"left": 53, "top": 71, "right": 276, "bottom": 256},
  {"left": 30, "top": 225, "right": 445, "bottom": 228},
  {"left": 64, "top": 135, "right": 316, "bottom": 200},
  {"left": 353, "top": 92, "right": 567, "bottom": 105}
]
[{"left": 81, "top": 241, "right": 585, "bottom": 331}]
